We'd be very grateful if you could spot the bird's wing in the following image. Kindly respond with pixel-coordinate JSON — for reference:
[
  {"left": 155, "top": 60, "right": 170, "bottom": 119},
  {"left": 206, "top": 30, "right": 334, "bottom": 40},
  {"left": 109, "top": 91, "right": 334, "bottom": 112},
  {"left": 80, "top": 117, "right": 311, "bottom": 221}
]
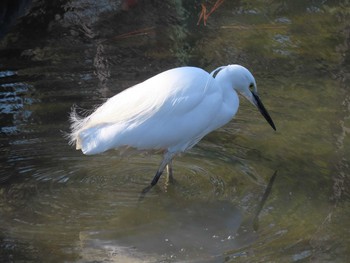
[
  {"left": 81, "top": 67, "right": 216, "bottom": 129},
  {"left": 70, "top": 67, "right": 223, "bottom": 153},
  {"left": 114, "top": 67, "right": 224, "bottom": 152}
]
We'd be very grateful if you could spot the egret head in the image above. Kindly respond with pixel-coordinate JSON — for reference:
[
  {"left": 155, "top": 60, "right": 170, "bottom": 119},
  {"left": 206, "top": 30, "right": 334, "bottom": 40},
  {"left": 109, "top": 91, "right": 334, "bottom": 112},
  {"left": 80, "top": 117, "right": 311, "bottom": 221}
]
[{"left": 214, "top": 64, "right": 276, "bottom": 130}]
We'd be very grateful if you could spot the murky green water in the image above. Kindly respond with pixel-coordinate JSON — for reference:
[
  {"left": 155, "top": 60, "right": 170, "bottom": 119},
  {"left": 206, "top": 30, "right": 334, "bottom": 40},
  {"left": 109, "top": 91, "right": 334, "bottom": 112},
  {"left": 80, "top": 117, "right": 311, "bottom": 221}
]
[{"left": 0, "top": 0, "right": 349, "bottom": 262}]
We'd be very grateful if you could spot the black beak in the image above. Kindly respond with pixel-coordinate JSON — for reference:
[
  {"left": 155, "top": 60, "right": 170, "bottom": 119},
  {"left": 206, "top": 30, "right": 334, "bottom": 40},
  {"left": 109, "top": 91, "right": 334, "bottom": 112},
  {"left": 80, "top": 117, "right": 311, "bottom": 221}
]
[{"left": 251, "top": 91, "right": 276, "bottom": 131}]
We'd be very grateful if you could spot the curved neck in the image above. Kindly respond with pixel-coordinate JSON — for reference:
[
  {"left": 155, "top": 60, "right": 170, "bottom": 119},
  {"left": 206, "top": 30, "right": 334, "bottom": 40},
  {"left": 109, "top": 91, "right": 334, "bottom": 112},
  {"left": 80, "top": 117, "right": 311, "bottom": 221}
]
[{"left": 215, "top": 73, "right": 240, "bottom": 120}]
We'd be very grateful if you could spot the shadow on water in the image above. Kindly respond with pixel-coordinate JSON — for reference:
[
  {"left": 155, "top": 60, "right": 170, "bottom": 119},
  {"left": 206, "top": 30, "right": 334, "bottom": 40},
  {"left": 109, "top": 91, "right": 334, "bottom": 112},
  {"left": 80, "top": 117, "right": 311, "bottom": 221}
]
[
  {"left": 79, "top": 201, "right": 245, "bottom": 262},
  {"left": 252, "top": 170, "right": 278, "bottom": 231},
  {"left": 0, "top": 0, "right": 350, "bottom": 262},
  {"left": 77, "top": 170, "right": 278, "bottom": 262}
]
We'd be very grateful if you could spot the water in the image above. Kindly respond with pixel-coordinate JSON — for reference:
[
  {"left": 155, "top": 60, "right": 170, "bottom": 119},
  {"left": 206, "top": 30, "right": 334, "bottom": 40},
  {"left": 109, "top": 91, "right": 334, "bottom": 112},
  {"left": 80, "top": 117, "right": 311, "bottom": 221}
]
[{"left": 0, "top": 0, "right": 349, "bottom": 262}]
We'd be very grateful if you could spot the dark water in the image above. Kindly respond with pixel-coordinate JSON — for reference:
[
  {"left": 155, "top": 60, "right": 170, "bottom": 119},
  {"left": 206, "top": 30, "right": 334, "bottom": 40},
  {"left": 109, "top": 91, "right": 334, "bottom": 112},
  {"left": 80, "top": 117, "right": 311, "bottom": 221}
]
[{"left": 0, "top": 0, "right": 349, "bottom": 262}]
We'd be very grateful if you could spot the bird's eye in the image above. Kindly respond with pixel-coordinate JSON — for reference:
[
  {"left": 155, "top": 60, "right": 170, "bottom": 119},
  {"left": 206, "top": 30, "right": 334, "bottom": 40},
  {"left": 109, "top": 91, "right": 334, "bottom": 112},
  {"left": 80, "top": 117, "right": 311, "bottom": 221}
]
[{"left": 249, "top": 83, "right": 254, "bottom": 91}]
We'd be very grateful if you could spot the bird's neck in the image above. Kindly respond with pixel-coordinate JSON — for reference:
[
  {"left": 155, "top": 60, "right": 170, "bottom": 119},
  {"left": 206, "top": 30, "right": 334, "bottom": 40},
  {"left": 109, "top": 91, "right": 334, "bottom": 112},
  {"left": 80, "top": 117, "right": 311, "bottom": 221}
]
[{"left": 217, "top": 77, "right": 240, "bottom": 119}]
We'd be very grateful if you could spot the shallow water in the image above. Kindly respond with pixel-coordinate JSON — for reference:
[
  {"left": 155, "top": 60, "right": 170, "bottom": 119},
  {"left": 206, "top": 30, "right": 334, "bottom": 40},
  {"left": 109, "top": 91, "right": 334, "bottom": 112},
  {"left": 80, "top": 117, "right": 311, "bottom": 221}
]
[{"left": 0, "top": 0, "right": 349, "bottom": 262}]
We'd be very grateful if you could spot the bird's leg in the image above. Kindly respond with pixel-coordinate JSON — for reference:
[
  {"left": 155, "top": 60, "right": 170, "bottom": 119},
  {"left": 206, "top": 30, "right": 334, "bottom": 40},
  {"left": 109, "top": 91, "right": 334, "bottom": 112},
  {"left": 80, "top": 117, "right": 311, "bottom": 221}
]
[
  {"left": 166, "top": 160, "right": 174, "bottom": 184},
  {"left": 151, "top": 170, "right": 163, "bottom": 186},
  {"left": 151, "top": 151, "right": 174, "bottom": 186},
  {"left": 141, "top": 152, "right": 175, "bottom": 195},
  {"left": 163, "top": 161, "right": 174, "bottom": 192}
]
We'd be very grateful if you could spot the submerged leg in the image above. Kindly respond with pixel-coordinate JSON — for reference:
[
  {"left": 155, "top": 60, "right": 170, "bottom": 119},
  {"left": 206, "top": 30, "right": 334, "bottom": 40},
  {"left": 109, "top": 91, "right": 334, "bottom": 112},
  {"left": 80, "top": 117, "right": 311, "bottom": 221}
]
[{"left": 141, "top": 152, "right": 175, "bottom": 195}]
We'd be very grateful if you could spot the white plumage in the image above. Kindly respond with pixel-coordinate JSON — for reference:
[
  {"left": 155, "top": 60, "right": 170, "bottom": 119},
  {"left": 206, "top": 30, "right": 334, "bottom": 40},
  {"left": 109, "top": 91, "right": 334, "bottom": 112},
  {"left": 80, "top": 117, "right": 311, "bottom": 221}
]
[{"left": 69, "top": 64, "right": 275, "bottom": 190}]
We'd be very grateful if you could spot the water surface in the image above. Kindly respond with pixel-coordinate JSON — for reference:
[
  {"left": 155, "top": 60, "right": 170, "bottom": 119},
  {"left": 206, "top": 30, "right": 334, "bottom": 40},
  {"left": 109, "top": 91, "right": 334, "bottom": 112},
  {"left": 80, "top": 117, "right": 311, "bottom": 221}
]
[{"left": 0, "top": 0, "right": 349, "bottom": 262}]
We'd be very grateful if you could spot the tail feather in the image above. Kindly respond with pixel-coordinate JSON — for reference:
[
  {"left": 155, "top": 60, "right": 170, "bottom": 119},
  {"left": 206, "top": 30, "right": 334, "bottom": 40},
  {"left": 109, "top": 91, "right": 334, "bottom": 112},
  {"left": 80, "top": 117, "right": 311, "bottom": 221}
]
[
  {"left": 68, "top": 105, "right": 89, "bottom": 149},
  {"left": 78, "top": 123, "right": 121, "bottom": 155},
  {"left": 68, "top": 105, "right": 123, "bottom": 154}
]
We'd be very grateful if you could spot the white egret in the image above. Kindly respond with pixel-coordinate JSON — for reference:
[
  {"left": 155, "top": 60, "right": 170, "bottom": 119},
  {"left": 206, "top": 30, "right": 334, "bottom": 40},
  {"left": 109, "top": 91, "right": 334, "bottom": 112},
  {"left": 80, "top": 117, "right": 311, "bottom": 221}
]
[{"left": 69, "top": 65, "right": 276, "bottom": 192}]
